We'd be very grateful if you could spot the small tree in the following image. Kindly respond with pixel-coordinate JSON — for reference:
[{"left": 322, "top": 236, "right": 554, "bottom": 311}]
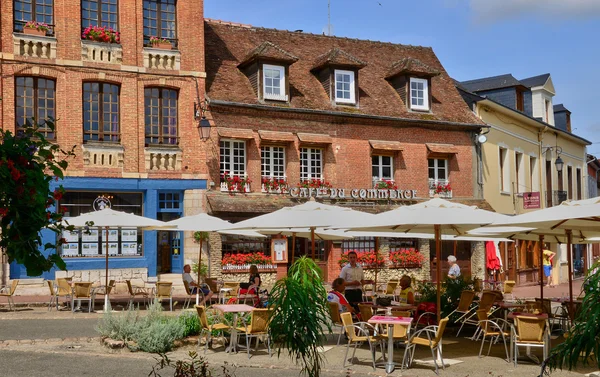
[
  {"left": 193, "top": 231, "right": 210, "bottom": 279},
  {"left": 268, "top": 257, "right": 331, "bottom": 377},
  {"left": 546, "top": 261, "right": 600, "bottom": 372},
  {"left": 0, "top": 119, "right": 75, "bottom": 276}
]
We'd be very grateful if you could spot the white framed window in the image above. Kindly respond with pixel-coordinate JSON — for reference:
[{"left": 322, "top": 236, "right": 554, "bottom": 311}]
[
  {"left": 428, "top": 158, "right": 448, "bottom": 181},
  {"left": 372, "top": 155, "right": 393, "bottom": 181},
  {"left": 263, "top": 64, "right": 287, "bottom": 101},
  {"left": 334, "top": 69, "right": 355, "bottom": 104},
  {"left": 515, "top": 152, "right": 525, "bottom": 193},
  {"left": 529, "top": 156, "right": 539, "bottom": 193},
  {"left": 220, "top": 139, "right": 246, "bottom": 178},
  {"left": 410, "top": 77, "right": 429, "bottom": 111},
  {"left": 300, "top": 147, "right": 323, "bottom": 180},
  {"left": 499, "top": 147, "right": 509, "bottom": 193},
  {"left": 261, "top": 146, "right": 285, "bottom": 178}
]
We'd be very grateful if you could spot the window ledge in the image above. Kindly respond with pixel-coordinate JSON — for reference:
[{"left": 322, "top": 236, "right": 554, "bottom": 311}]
[
  {"left": 500, "top": 191, "right": 512, "bottom": 196},
  {"left": 82, "top": 144, "right": 124, "bottom": 168},
  {"left": 142, "top": 47, "right": 181, "bottom": 70},
  {"left": 144, "top": 147, "right": 182, "bottom": 171},
  {"left": 81, "top": 40, "right": 123, "bottom": 64},
  {"left": 13, "top": 32, "right": 57, "bottom": 59}
]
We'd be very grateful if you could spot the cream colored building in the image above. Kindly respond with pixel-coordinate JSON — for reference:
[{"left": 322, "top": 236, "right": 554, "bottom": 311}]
[{"left": 458, "top": 74, "right": 590, "bottom": 286}]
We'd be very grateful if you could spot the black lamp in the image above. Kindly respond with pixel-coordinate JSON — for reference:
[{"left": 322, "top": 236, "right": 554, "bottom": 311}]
[
  {"left": 194, "top": 101, "right": 212, "bottom": 141},
  {"left": 555, "top": 155, "right": 564, "bottom": 173}
]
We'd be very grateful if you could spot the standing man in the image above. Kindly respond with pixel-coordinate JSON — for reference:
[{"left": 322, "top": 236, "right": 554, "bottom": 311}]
[
  {"left": 339, "top": 251, "right": 365, "bottom": 310},
  {"left": 542, "top": 245, "right": 556, "bottom": 288}
]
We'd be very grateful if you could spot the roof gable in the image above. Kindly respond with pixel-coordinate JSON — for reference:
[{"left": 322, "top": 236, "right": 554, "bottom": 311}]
[
  {"left": 312, "top": 47, "right": 367, "bottom": 71},
  {"left": 386, "top": 57, "right": 440, "bottom": 79},
  {"left": 520, "top": 73, "right": 555, "bottom": 95},
  {"left": 459, "top": 74, "right": 522, "bottom": 92},
  {"left": 238, "top": 41, "right": 299, "bottom": 68}
]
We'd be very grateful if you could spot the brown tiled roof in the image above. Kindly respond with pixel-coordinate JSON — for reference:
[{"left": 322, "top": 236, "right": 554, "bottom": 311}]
[
  {"left": 238, "top": 41, "right": 299, "bottom": 68},
  {"left": 297, "top": 132, "right": 333, "bottom": 144},
  {"left": 217, "top": 127, "right": 254, "bottom": 139},
  {"left": 369, "top": 140, "right": 405, "bottom": 151},
  {"left": 312, "top": 47, "right": 367, "bottom": 71},
  {"left": 426, "top": 143, "right": 458, "bottom": 154},
  {"left": 205, "top": 20, "right": 483, "bottom": 125},
  {"left": 258, "top": 130, "right": 295, "bottom": 143},
  {"left": 386, "top": 57, "right": 440, "bottom": 79}
]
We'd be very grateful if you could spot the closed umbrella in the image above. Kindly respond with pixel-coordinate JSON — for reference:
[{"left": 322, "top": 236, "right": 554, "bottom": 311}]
[
  {"left": 340, "top": 197, "right": 508, "bottom": 323},
  {"left": 64, "top": 208, "right": 167, "bottom": 312}
]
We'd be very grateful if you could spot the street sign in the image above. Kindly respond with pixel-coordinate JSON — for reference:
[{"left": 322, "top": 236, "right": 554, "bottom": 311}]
[{"left": 523, "top": 192, "right": 541, "bottom": 209}]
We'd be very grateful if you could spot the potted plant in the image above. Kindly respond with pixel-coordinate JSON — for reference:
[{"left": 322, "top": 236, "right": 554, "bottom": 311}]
[
  {"left": 374, "top": 179, "right": 398, "bottom": 190},
  {"left": 23, "top": 21, "right": 50, "bottom": 37},
  {"left": 222, "top": 172, "right": 251, "bottom": 194},
  {"left": 262, "top": 176, "right": 288, "bottom": 193},
  {"left": 297, "top": 179, "right": 332, "bottom": 190},
  {"left": 82, "top": 25, "right": 120, "bottom": 44},
  {"left": 149, "top": 36, "right": 172, "bottom": 50}
]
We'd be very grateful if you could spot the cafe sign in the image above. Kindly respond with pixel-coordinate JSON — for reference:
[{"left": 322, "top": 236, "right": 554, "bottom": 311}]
[
  {"left": 523, "top": 192, "right": 541, "bottom": 209},
  {"left": 289, "top": 187, "right": 418, "bottom": 200}
]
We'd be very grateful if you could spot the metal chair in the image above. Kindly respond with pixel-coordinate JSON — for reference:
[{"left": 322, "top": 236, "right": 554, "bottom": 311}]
[
  {"left": 512, "top": 316, "right": 550, "bottom": 366},
  {"left": 503, "top": 281, "right": 516, "bottom": 301},
  {"left": 451, "top": 290, "right": 476, "bottom": 337},
  {"left": 340, "top": 312, "right": 385, "bottom": 371},
  {"left": 0, "top": 280, "right": 19, "bottom": 311},
  {"left": 183, "top": 280, "right": 203, "bottom": 309},
  {"left": 475, "top": 309, "right": 511, "bottom": 362},
  {"left": 236, "top": 308, "right": 273, "bottom": 359},
  {"left": 220, "top": 282, "right": 239, "bottom": 304},
  {"left": 155, "top": 282, "right": 174, "bottom": 311},
  {"left": 72, "top": 282, "right": 93, "bottom": 313},
  {"left": 126, "top": 279, "right": 150, "bottom": 308},
  {"left": 358, "top": 303, "right": 374, "bottom": 322},
  {"left": 92, "top": 279, "right": 115, "bottom": 308},
  {"left": 47, "top": 281, "right": 58, "bottom": 311},
  {"left": 328, "top": 301, "right": 345, "bottom": 345},
  {"left": 402, "top": 317, "right": 449, "bottom": 375},
  {"left": 56, "top": 278, "right": 73, "bottom": 310},
  {"left": 463, "top": 291, "right": 500, "bottom": 339},
  {"left": 195, "top": 305, "right": 230, "bottom": 354}
]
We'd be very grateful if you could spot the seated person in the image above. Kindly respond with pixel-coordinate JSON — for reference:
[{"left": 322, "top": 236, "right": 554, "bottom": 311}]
[
  {"left": 398, "top": 275, "right": 415, "bottom": 305},
  {"left": 182, "top": 264, "right": 213, "bottom": 306},
  {"left": 327, "top": 277, "right": 355, "bottom": 315},
  {"left": 239, "top": 265, "right": 262, "bottom": 306}
]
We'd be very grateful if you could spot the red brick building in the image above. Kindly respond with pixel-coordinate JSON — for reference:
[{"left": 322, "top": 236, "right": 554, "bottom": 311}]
[
  {"left": 202, "top": 19, "right": 489, "bottom": 284},
  {"left": 0, "top": 0, "right": 208, "bottom": 281}
]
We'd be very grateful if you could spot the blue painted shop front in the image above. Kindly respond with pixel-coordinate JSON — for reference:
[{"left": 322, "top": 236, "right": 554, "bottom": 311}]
[{"left": 9, "top": 177, "right": 206, "bottom": 280}]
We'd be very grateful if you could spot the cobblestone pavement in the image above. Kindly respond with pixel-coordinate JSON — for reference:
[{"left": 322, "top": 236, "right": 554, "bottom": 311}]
[{"left": 0, "top": 307, "right": 596, "bottom": 376}]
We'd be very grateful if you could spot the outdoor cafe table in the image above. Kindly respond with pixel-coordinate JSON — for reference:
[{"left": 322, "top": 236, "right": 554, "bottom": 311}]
[
  {"left": 212, "top": 304, "right": 255, "bottom": 353},
  {"left": 368, "top": 315, "right": 413, "bottom": 374}
]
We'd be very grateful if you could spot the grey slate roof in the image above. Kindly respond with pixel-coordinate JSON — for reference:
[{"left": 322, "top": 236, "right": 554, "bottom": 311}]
[
  {"left": 553, "top": 103, "right": 570, "bottom": 113},
  {"left": 520, "top": 73, "right": 550, "bottom": 88},
  {"left": 459, "top": 74, "right": 522, "bottom": 92}
]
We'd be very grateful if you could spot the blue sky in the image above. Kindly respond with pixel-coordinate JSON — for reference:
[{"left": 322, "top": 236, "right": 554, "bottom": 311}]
[{"left": 205, "top": 0, "right": 600, "bottom": 153}]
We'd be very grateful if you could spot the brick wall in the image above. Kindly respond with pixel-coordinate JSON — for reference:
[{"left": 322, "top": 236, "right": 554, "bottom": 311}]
[{"left": 0, "top": 0, "right": 207, "bottom": 178}]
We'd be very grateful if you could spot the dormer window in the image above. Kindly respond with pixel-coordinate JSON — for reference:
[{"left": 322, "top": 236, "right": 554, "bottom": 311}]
[
  {"left": 263, "top": 64, "right": 286, "bottom": 101},
  {"left": 410, "top": 77, "right": 429, "bottom": 111},
  {"left": 335, "top": 70, "right": 356, "bottom": 104}
]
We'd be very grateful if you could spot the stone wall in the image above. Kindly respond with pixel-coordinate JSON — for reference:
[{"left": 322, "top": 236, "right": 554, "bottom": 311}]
[
  {"left": 470, "top": 241, "right": 485, "bottom": 280},
  {"left": 55, "top": 268, "right": 148, "bottom": 283},
  {"left": 182, "top": 189, "right": 207, "bottom": 270}
]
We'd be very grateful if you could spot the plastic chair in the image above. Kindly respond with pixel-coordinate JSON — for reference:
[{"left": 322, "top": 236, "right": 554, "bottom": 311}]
[
  {"left": 155, "top": 282, "right": 174, "bottom": 311},
  {"left": 126, "top": 279, "right": 150, "bottom": 308},
  {"left": 340, "top": 312, "right": 385, "bottom": 371},
  {"left": 402, "top": 317, "right": 449, "bottom": 375},
  {"left": 72, "top": 282, "right": 93, "bottom": 313},
  {"left": 236, "top": 308, "right": 273, "bottom": 359},
  {"left": 475, "top": 309, "right": 511, "bottom": 361},
  {"left": 328, "top": 301, "right": 345, "bottom": 345},
  {"left": 195, "top": 305, "right": 230, "bottom": 354},
  {"left": 0, "top": 280, "right": 19, "bottom": 311},
  {"left": 512, "top": 316, "right": 549, "bottom": 366}
]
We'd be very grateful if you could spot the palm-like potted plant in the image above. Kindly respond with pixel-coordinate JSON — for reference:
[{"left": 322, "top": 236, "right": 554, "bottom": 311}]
[
  {"left": 23, "top": 21, "right": 50, "bottom": 37},
  {"left": 149, "top": 36, "right": 172, "bottom": 50}
]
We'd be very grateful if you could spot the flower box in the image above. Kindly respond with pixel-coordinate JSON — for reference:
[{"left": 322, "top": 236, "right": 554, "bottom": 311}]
[
  {"left": 339, "top": 250, "right": 385, "bottom": 269},
  {"left": 221, "top": 263, "right": 277, "bottom": 274},
  {"left": 390, "top": 263, "right": 422, "bottom": 269},
  {"left": 82, "top": 25, "right": 120, "bottom": 44},
  {"left": 153, "top": 42, "right": 172, "bottom": 50},
  {"left": 23, "top": 28, "right": 47, "bottom": 37}
]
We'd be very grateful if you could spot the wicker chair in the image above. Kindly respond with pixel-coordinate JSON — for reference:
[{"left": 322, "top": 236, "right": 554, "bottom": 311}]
[
  {"left": 195, "top": 305, "right": 230, "bottom": 354},
  {"left": 221, "top": 282, "right": 240, "bottom": 303},
  {"left": 503, "top": 281, "right": 516, "bottom": 301},
  {"left": 47, "top": 281, "right": 58, "bottom": 311},
  {"left": 402, "top": 317, "right": 449, "bottom": 375},
  {"left": 340, "top": 312, "right": 385, "bottom": 370},
  {"left": 126, "top": 279, "right": 150, "bottom": 308},
  {"left": 183, "top": 280, "right": 203, "bottom": 309},
  {"left": 236, "top": 308, "right": 273, "bottom": 359},
  {"left": 475, "top": 309, "right": 511, "bottom": 361},
  {"left": 512, "top": 315, "right": 549, "bottom": 366},
  {"left": 155, "top": 282, "right": 174, "bottom": 311},
  {"left": 470, "top": 291, "right": 501, "bottom": 340},
  {"left": 92, "top": 279, "right": 115, "bottom": 308},
  {"left": 358, "top": 303, "right": 374, "bottom": 322},
  {"left": 450, "top": 290, "right": 476, "bottom": 337},
  {"left": 328, "top": 301, "right": 345, "bottom": 345},
  {"left": 378, "top": 280, "right": 399, "bottom": 301},
  {"left": 0, "top": 280, "right": 19, "bottom": 311},
  {"left": 72, "top": 282, "right": 93, "bottom": 313},
  {"left": 56, "top": 278, "right": 73, "bottom": 309},
  {"left": 378, "top": 310, "right": 412, "bottom": 341}
]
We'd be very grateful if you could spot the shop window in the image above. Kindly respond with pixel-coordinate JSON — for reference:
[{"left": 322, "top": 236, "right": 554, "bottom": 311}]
[
  {"left": 158, "top": 192, "right": 181, "bottom": 211},
  {"left": 342, "top": 237, "right": 375, "bottom": 253},
  {"left": 144, "top": 87, "right": 178, "bottom": 146},
  {"left": 15, "top": 76, "right": 55, "bottom": 139},
  {"left": 14, "top": 0, "right": 54, "bottom": 34},
  {"left": 143, "top": 0, "right": 176, "bottom": 47},
  {"left": 83, "top": 82, "right": 120, "bottom": 143},
  {"left": 81, "top": 0, "right": 118, "bottom": 33}
]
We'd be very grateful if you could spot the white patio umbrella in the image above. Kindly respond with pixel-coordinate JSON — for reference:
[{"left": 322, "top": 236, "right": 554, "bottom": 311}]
[
  {"left": 484, "top": 196, "right": 600, "bottom": 315},
  {"left": 340, "top": 197, "right": 509, "bottom": 323},
  {"left": 64, "top": 208, "right": 167, "bottom": 312}
]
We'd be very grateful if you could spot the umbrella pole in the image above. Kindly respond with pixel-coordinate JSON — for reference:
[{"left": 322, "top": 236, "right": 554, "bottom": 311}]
[
  {"left": 291, "top": 233, "right": 296, "bottom": 263},
  {"left": 311, "top": 227, "right": 316, "bottom": 260},
  {"left": 566, "top": 229, "right": 574, "bottom": 320},
  {"left": 374, "top": 237, "right": 379, "bottom": 295},
  {"left": 435, "top": 224, "right": 442, "bottom": 324},
  {"left": 104, "top": 226, "right": 109, "bottom": 312},
  {"left": 197, "top": 237, "right": 203, "bottom": 306},
  {"left": 539, "top": 234, "right": 544, "bottom": 304}
]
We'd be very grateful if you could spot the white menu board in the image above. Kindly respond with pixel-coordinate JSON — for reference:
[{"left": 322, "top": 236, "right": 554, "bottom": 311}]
[
  {"left": 108, "top": 243, "right": 119, "bottom": 255},
  {"left": 61, "top": 243, "right": 79, "bottom": 257},
  {"left": 82, "top": 229, "right": 99, "bottom": 243},
  {"left": 102, "top": 229, "right": 119, "bottom": 242},
  {"left": 82, "top": 243, "right": 99, "bottom": 256},
  {"left": 122, "top": 243, "right": 138, "bottom": 255},
  {"left": 121, "top": 229, "right": 138, "bottom": 242},
  {"left": 62, "top": 230, "right": 79, "bottom": 243}
]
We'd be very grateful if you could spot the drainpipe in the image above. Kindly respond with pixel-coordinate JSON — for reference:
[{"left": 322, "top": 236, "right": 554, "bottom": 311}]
[{"left": 538, "top": 126, "right": 548, "bottom": 207}]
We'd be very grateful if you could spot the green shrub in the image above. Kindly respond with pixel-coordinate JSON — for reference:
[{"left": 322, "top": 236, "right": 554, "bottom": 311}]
[
  {"left": 179, "top": 310, "right": 201, "bottom": 337},
  {"left": 137, "top": 317, "right": 186, "bottom": 353},
  {"left": 96, "top": 305, "right": 142, "bottom": 342}
]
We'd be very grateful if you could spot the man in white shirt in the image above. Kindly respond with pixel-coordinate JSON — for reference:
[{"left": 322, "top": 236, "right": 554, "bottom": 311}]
[
  {"left": 182, "top": 264, "right": 213, "bottom": 306},
  {"left": 339, "top": 251, "right": 365, "bottom": 310}
]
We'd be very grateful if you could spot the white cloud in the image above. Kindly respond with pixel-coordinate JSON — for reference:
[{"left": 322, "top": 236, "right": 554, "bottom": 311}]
[{"left": 469, "top": 0, "right": 600, "bottom": 23}]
